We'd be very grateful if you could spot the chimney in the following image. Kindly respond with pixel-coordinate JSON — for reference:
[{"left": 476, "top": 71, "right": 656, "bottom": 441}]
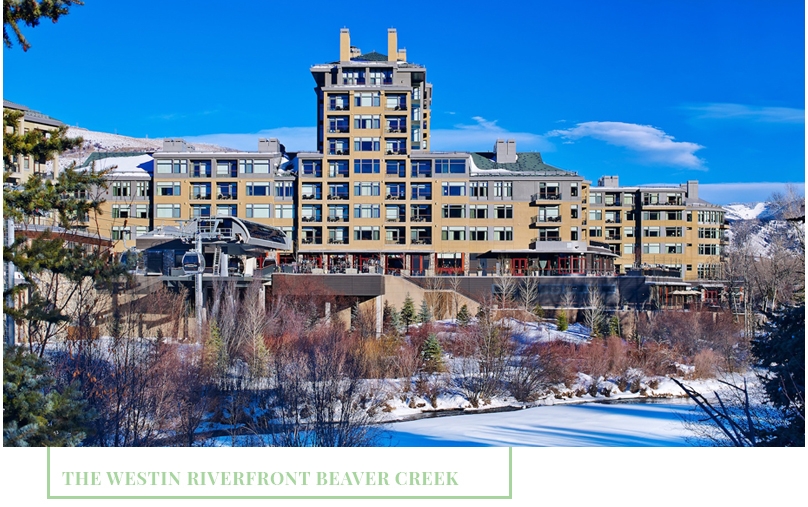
[
  {"left": 494, "top": 139, "right": 517, "bottom": 164},
  {"left": 397, "top": 48, "right": 407, "bottom": 62},
  {"left": 339, "top": 28, "right": 350, "bottom": 62},
  {"left": 258, "top": 138, "right": 280, "bottom": 153},
  {"left": 686, "top": 180, "right": 698, "bottom": 200},
  {"left": 598, "top": 176, "right": 619, "bottom": 187},
  {"left": 387, "top": 28, "right": 397, "bottom": 62},
  {"left": 162, "top": 139, "right": 187, "bottom": 152}
]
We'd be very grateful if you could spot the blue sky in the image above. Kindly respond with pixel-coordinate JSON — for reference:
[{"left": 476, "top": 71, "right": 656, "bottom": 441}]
[{"left": 3, "top": 1, "right": 804, "bottom": 203}]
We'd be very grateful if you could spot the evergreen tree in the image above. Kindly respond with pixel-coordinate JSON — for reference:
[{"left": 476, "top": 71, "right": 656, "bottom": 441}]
[
  {"left": 383, "top": 301, "right": 401, "bottom": 335},
  {"left": 532, "top": 303, "right": 545, "bottom": 321},
  {"left": 417, "top": 298, "right": 432, "bottom": 324},
  {"left": 556, "top": 312, "right": 568, "bottom": 332},
  {"left": 752, "top": 305, "right": 805, "bottom": 446},
  {"left": 3, "top": 344, "right": 92, "bottom": 446},
  {"left": 608, "top": 315, "right": 621, "bottom": 338},
  {"left": 400, "top": 293, "right": 416, "bottom": 329},
  {"left": 420, "top": 333, "right": 444, "bottom": 373},
  {"left": 456, "top": 304, "right": 471, "bottom": 327},
  {"left": 4, "top": 0, "right": 83, "bottom": 51}
]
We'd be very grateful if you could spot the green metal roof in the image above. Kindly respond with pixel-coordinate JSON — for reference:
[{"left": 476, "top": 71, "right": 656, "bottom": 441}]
[
  {"left": 352, "top": 51, "right": 388, "bottom": 62},
  {"left": 470, "top": 152, "right": 577, "bottom": 176}
]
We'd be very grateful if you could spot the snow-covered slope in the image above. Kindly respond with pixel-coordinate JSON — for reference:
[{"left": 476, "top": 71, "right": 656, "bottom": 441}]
[
  {"left": 52, "top": 127, "right": 238, "bottom": 172},
  {"left": 723, "top": 202, "right": 772, "bottom": 221}
]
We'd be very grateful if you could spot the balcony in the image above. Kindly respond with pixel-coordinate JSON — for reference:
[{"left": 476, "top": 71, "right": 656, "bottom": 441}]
[
  {"left": 328, "top": 104, "right": 350, "bottom": 112},
  {"left": 328, "top": 149, "right": 350, "bottom": 156},
  {"left": 605, "top": 235, "right": 621, "bottom": 241},
  {"left": 301, "top": 237, "right": 323, "bottom": 245},
  {"left": 531, "top": 193, "right": 562, "bottom": 203},
  {"left": 190, "top": 193, "right": 211, "bottom": 201},
  {"left": 216, "top": 193, "right": 238, "bottom": 200},
  {"left": 301, "top": 194, "right": 322, "bottom": 200},
  {"left": 302, "top": 216, "right": 322, "bottom": 223}
]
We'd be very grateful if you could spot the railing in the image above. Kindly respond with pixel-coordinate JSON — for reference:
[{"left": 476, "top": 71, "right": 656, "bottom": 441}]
[
  {"left": 301, "top": 216, "right": 321, "bottom": 222},
  {"left": 301, "top": 194, "right": 322, "bottom": 200},
  {"left": 329, "top": 105, "right": 350, "bottom": 111},
  {"left": 385, "top": 194, "right": 406, "bottom": 200},
  {"left": 531, "top": 193, "right": 562, "bottom": 201},
  {"left": 216, "top": 194, "right": 238, "bottom": 200}
]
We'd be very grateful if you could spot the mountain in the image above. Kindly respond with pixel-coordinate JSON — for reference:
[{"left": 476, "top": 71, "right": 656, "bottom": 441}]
[
  {"left": 723, "top": 202, "right": 776, "bottom": 222},
  {"left": 51, "top": 127, "right": 238, "bottom": 172}
]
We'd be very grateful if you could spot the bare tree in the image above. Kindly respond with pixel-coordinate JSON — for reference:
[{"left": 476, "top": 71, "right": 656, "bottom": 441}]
[
  {"left": 521, "top": 276, "right": 540, "bottom": 318},
  {"left": 560, "top": 287, "right": 575, "bottom": 323},
  {"left": 583, "top": 286, "right": 607, "bottom": 338}
]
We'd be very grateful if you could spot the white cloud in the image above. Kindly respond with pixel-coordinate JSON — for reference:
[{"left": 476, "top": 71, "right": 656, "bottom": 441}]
[
  {"left": 686, "top": 103, "right": 804, "bottom": 124},
  {"left": 183, "top": 127, "right": 316, "bottom": 152},
  {"left": 548, "top": 121, "right": 706, "bottom": 169},
  {"left": 699, "top": 182, "right": 805, "bottom": 205},
  {"left": 430, "top": 116, "right": 552, "bottom": 152}
]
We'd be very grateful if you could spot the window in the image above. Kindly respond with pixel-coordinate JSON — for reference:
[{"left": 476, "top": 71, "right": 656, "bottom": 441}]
[
  {"left": 624, "top": 244, "right": 635, "bottom": 254},
  {"left": 442, "top": 182, "right": 466, "bottom": 197},
  {"left": 369, "top": 69, "right": 392, "bottom": 85},
  {"left": 570, "top": 183, "right": 579, "bottom": 197},
  {"left": 441, "top": 227, "right": 466, "bottom": 241},
  {"left": 386, "top": 183, "right": 406, "bottom": 199},
  {"left": 589, "top": 193, "right": 602, "bottom": 204},
  {"left": 354, "top": 137, "right": 380, "bottom": 152},
  {"left": 301, "top": 183, "right": 321, "bottom": 199},
  {"left": 643, "top": 243, "right": 661, "bottom": 254},
  {"left": 247, "top": 182, "right": 271, "bottom": 196},
  {"left": 192, "top": 161, "right": 211, "bottom": 177},
  {"left": 354, "top": 226, "right": 380, "bottom": 241},
  {"left": 191, "top": 205, "right": 210, "bottom": 218},
  {"left": 386, "top": 117, "right": 407, "bottom": 132},
  {"left": 112, "top": 204, "right": 130, "bottom": 219},
  {"left": 642, "top": 211, "right": 661, "bottom": 221},
  {"left": 354, "top": 92, "right": 380, "bottom": 107},
  {"left": 23, "top": 157, "right": 30, "bottom": 170},
  {"left": 156, "top": 204, "right": 180, "bottom": 218},
  {"left": 589, "top": 226, "right": 602, "bottom": 238},
  {"left": 354, "top": 182, "right": 381, "bottom": 196},
  {"left": 493, "top": 181, "right": 513, "bottom": 198},
  {"left": 112, "top": 182, "right": 131, "bottom": 197},
  {"left": 435, "top": 159, "right": 466, "bottom": 174},
  {"left": 385, "top": 94, "right": 406, "bottom": 110},
  {"left": 698, "top": 264, "right": 722, "bottom": 279},
  {"left": 354, "top": 204, "right": 380, "bottom": 218},
  {"left": 386, "top": 160, "right": 406, "bottom": 177},
  {"left": 442, "top": 205, "right": 466, "bottom": 218},
  {"left": 589, "top": 209, "right": 602, "bottom": 221},
  {"left": 470, "top": 181, "right": 488, "bottom": 198},
  {"left": 699, "top": 228, "right": 719, "bottom": 239},
  {"left": 275, "top": 181, "right": 294, "bottom": 198},
  {"left": 156, "top": 181, "right": 180, "bottom": 196},
  {"left": 112, "top": 226, "right": 131, "bottom": 241},
  {"left": 328, "top": 139, "right": 350, "bottom": 155},
  {"left": 494, "top": 227, "right": 513, "bottom": 241},
  {"left": 246, "top": 204, "right": 271, "bottom": 219},
  {"left": 665, "top": 243, "right": 684, "bottom": 254},
  {"left": 698, "top": 211, "right": 724, "bottom": 224},
  {"left": 470, "top": 227, "right": 488, "bottom": 241},
  {"left": 354, "top": 159, "right": 380, "bottom": 174},
  {"left": 411, "top": 160, "right": 432, "bottom": 177},
  {"left": 698, "top": 244, "right": 720, "bottom": 256},
  {"left": 643, "top": 193, "right": 660, "bottom": 205},
  {"left": 136, "top": 181, "right": 149, "bottom": 197},
  {"left": 643, "top": 226, "right": 661, "bottom": 237},
  {"left": 666, "top": 227, "right": 684, "bottom": 237},
  {"left": 354, "top": 115, "right": 380, "bottom": 129},
  {"left": 302, "top": 160, "right": 322, "bottom": 176},
  {"left": 624, "top": 227, "right": 635, "bottom": 238},
  {"left": 570, "top": 227, "right": 578, "bottom": 241},
  {"left": 342, "top": 70, "right": 365, "bottom": 85},
  {"left": 156, "top": 159, "right": 187, "bottom": 174},
  {"left": 329, "top": 94, "right": 349, "bottom": 111},
  {"left": 329, "top": 160, "right": 349, "bottom": 177},
  {"left": 494, "top": 205, "right": 513, "bottom": 219},
  {"left": 253, "top": 160, "right": 270, "bottom": 174},
  {"left": 216, "top": 160, "right": 236, "bottom": 177},
  {"left": 469, "top": 205, "right": 488, "bottom": 219},
  {"left": 411, "top": 183, "right": 431, "bottom": 200},
  {"left": 239, "top": 160, "right": 254, "bottom": 174},
  {"left": 135, "top": 204, "right": 149, "bottom": 219},
  {"left": 136, "top": 226, "right": 148, "bottom": 237},
  {"left": 216, "top": 204, "right": 237, "bottom": 217},
  {"left": 666, "top": 210, "right": 683, "bottom": 220},
  {"left": 217, "top": 182, "right": 238, "bottom": 199},
  {"left": 275, "top": 205, "right": 294, "bottom": 219}
]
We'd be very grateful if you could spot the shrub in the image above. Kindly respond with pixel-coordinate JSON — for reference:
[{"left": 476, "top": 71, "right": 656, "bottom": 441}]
[{"left": 557, "top": 312, "right": 568, "bottom": 331}]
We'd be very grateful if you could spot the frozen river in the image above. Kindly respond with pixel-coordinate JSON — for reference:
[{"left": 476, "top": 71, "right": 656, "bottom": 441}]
[{"left": 380, "top": 399, "right": 702, "bottom": 447}]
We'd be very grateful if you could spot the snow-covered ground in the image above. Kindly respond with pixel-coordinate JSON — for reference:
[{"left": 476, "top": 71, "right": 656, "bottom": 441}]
[{"left": 381, "top": 400, "right": 701, "bottom": 446}]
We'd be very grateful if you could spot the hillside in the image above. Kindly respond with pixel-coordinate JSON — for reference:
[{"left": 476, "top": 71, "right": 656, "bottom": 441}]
[{"left": 51, "top": 127, "right": 239, "bottom": 172}]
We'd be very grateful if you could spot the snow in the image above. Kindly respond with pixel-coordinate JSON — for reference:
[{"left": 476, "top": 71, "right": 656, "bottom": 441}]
[
  {"left": 52, "top": 127, "right": 238, "bottom": 172},
  {"left": 381, "top": 400, "right": 701, "bottom": 446},
  {"left": 724, "top": 202, "right": 771, "bottom": 221}
]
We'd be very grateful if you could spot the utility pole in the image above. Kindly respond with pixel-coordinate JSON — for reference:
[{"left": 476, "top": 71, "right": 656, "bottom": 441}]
[{"left": 195, "top": 232, "right": 204, "bottom": 334}]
